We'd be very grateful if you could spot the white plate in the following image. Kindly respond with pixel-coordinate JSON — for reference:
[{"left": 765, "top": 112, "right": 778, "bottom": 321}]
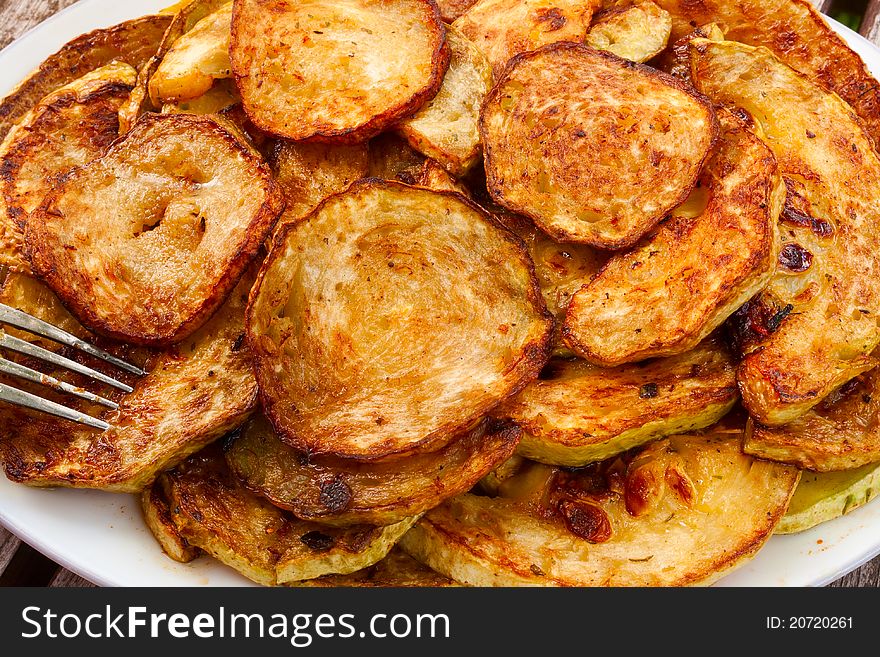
[{"left": 0, "top": 0, "right": 879, "bottom": 587}]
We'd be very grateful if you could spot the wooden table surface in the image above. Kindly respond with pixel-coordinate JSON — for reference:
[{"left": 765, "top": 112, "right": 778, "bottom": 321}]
[{"left": 0, "top": 0, "right": 879, "bottom": 588}]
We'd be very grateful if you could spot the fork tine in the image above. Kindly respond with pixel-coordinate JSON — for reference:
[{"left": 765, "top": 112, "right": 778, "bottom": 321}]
[
  {"left": 0, "top": 356, "right": 118, "bottom": 409},
  {"left": 0, "top": 331, "right": 134, "bottom": 393},
  {"left": 0, "top": 303, "right": 145, "bottom": 376},
  {"left": 0, "top": 382, "right": 109, "bottom": 430}
]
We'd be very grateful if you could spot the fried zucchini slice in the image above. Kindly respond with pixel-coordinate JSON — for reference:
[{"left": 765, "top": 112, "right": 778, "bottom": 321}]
[
  {"left": 225, "top": 414, "right": 521, "bottom": 526},
  {"left": 160, "top": 78, "right": 241, "bottom": 115},
  {"left": 119, "top": 0, "right": 231, "bottom": 132},
  {"left": 436, "top": 0, "right": 478, "bottom": 22},
  {"left": 401, "top": 428, "right": 799, "bottom": 586},
  {"left": 776, "top": 463, "right": 880, "bottom": 535},
  {"left": 496, "top": 338, "right": 737, "bottom": 466},
  {"left": 247, "top": 180, "right": 552, "bottom": 459},
  {"left": 269, "top": 140, "right": 369, "bottom": 224},
  {"left": 0, "top": 270, "right": 259, "bottom": 492},
  {"left": 141, "top": 483, "right": 201, "bottom": 563},
  {"left": 663, "top": 22, "right": 725, "bottom": 82},
  {"left": 0, "top": 62, "right": 136, "bottom": 274},
  {"left": 150, "top": 2, "right": 233, "bottom": 105},
  {"left": 563, "top": 111, "right": 781, "bottom": 365},
  {"left": 0, "top": 14, "right": 171, "bottom": 140},
  {"left": 587, "top": 2, "right": 671, "bottom": 63},
  {"left": 398, "top": 28, "right": 492, "bottom": 176},
  {"left": 495, "top": 212, "right": 606, "bottom": 352},
  {"left": 230, "top": 0, "right": 449, "bottom": 143},
  {"left": 744, "top": 368, "right": 880, "bottom": 472},
  {"left": 655, "top": 0, "right": 880, "bottom": 148},
  {"left": 691, "top": 40, "right": 880, "bottom": 425},
  {"left": 159, "top": 446, "right": 416, "bottom": 586},
  {"left": 481, "top": 43, "right": 718, "bottom": 249},
  {"left": 300, "top": 548, "right": 457, "bottom": 587},
  {"left": 26, "top": 113, "right": 283, "bottom": 346},
  {"left": 452, "top": 0, "right": 597, "bottom": 80}
]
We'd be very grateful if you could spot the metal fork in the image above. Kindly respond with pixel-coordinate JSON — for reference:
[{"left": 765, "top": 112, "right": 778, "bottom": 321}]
[{"left": 0, "top": 304, "right": 145, "bottom": 431}]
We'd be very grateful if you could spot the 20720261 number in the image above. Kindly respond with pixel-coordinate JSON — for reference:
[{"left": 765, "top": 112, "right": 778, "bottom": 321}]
[{"left": 766, "top": 617, "right": 853, "bottom": 629}]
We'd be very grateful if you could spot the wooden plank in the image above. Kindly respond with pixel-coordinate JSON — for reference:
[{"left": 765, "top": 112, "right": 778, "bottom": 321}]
[
  {"left": 0, "top": 526, "right": 21, "bottom": 573},
  {"left": 828, "top": 557, "right": 880, "bottom": 588},
  {"left": 49, "top": 567, "right": 97, "bottom": 587},
  {"left": 862, "top": 0, "right": 880, "bottom": 46},
  {"left": 0, "top": 0, "right": 80, "bottom": 51}
]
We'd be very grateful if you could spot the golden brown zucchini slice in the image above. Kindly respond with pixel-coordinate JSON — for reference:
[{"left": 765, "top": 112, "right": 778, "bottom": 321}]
[
  {"left": 0, "top": 14, "right": 171, "bottom": 141},
  {"left": 225, "top": 414, "right": 521, "bottom": 526},
  {"left": 563, "top": 111, "right": 781, "bottom": 365},
  {"left": 744, "top": 368, "right": 880, "bottom": 472},
  {"left": 141, "top": 483, "right": 201, "bottom": 563},
  {"left": 0, "top": 269, "right": 258, "bottom": 492},
  {"left": 691, "top": 40, "right": 880, "bottom": 425},
  {"left": 481, "top": 43, "right": 717, "bottom": 249},
  {"left": 159, "top": 446, "right": 416, "bottom": 586},
  {"left": 776, "top": 463, "right": 880, "bottom": 535},
  {"left": 247, "top": 180, "right": 552, "bottom": 460},
  {"left": 411, "top": 159, "right": 470, "bottom": 196},
  {"left": 160, "top": 79, "right": 241, "bottom": 116},
  {"left": 149, "top": 2, "right": 233, "bottom": 105},
  {"left": 119, "top": 0, "right": 231, "bottom": 132},
  {"left": 655, "top": 0, "right": 880, "bottom": 148},
  {"left": 400, "top": 428, "right": 799, "bottom": 586},
  {"left": 247, "top": 180, "right": 553, "bottom": 459},
  {"left": 496, "top": 338, "right": 737, "bottom": 466},
  {"left": 452, "top": 0, "right": 597, "bottom": 80},
  {"left": 398, "top": 28, "right": 492, "bottom": 177},
  {"left": 269, "top": 140, "right": 369, "bottom": 224},
  {"left": 230, "top": 0, "right": 449, "bottom": 143},
  {"left": 587, "top": 2, "right": 671, "bottom": 63},
  {"left": 0, "top": 62, "right": 136, "bottom": 274},
  {"left": 26, "top": 112, "right": 283, "bottom": 346},
  {"left": 300, "top": 548, "right": 458, "bottom": 587}
]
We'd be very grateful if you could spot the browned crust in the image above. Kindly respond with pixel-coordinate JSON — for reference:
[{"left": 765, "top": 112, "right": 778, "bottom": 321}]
[
  {"left": 229, "top": 0, "right": 451, "bottom": 144},
  {"left": 655, "top": 0, "right": 880, "bottom": 151},
  {"left": 226, "top": 416, "right": 522, "bottom": 526},
  {"left": 246, "top": 178, "right": 553, "bottom": 460},
  {"left": 0, "top": 15, "right": 172, "bottom": 141},
  {"left": 480, "top": 42, "right": 719, "bottom": 250},
  {"left": 141, "top": 484, "right": 201, "bottom": 563},
  {"left": 407, "top": 463, "right": 797, "bottom": 587},
  {"left": 0, "top": 80, "right": 134, "bottom": 226},
  {"left": 25, "top": 113, "right": 284, "bottom": 346}
]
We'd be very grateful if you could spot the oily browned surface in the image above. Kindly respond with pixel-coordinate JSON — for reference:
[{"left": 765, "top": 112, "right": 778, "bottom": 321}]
[
  {"left": 0, "top": 12, "right": 171, "bottom": 140},
  {"left": 401, "top": 430, "right": 799, "bottom": 586},
  {"left": 745, "top": 368, "right": 880, "bottom": 472},
  {"left": 226, "top": 414, "right": 521, "bottom": 526},
  {"left": 0, "top": 62, "right": 136, "bottom": 274},
  {"left": 155, "top": 446, "right": 415, "bottom": 586},
  {"left": 495, "top": 338, "right": 738, "bottom": 466},
  {"left": 563, "top": 111, "right": 781, "bottom": 364},
  {"left": 0, "top": 269, "right": 259, "bottom": 492},
  {"left": 247, "top": 180, "right": 553, "bottom": 460},
  {"left": 0, "top": 0, "right": 875, "bottom": 589},
  {"left": 230, "top": 0, "right": 449, "bottom": 143},
  {"left": 481, "top": 43, "right": 718, "bottom": 249},
  {"left": 26, "top": 113, "right": 284, "bottom": 346},
  {"left": 692, "top": 40, "right": 880, "bottom": 426},
  {"left": 655, "top": 0, "right": 880, "bottom": 149},
  {"left": 453, "top": 0, "right": 598, "bottom": 80}
]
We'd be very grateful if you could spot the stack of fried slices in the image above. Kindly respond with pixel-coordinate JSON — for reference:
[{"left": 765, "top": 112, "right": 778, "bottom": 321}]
[{"left": 0, "top": 0, "right": 878, "bottom": 586}]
